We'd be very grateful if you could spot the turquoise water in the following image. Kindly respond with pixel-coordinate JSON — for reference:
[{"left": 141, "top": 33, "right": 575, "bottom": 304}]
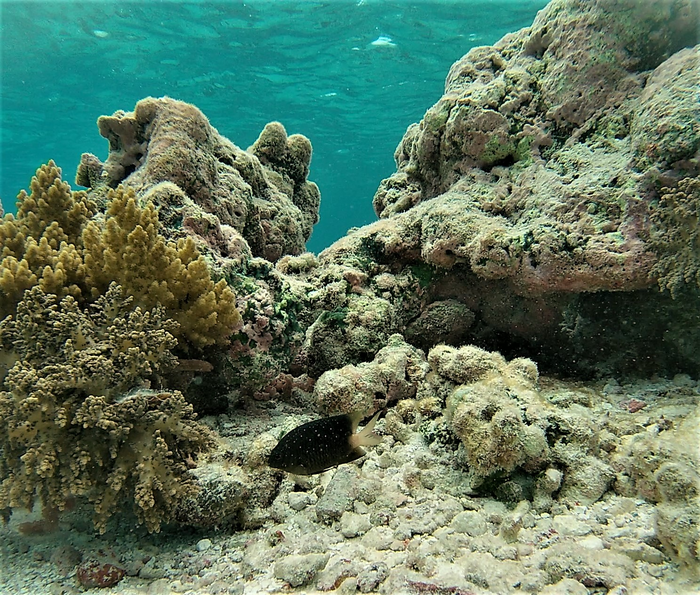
[{"left": 0, "top": 0, "right": 547, "bottom": 252}]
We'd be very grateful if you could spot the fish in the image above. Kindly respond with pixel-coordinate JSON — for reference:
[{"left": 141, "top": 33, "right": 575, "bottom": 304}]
[{"left": 268, "top": 411, "right": 382, "bottom": 475}]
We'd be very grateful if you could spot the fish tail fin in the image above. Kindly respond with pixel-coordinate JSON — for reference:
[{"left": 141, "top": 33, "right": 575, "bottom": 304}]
[{"left": 356, "top": 410, "right": 382, "bottom": 447}]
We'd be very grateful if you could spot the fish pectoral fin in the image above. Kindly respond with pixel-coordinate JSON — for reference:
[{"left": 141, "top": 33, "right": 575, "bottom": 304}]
[{"left": 346, "top": 446, "right": 367, "bottom": 463}]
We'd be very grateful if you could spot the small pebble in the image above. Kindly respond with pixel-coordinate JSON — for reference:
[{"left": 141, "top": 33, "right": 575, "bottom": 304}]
[
  {"left": 579, "top": 535, "right": 605, "bottom": 550},
  {"left": 451, "top": 510, "right": 487, "bottom": 536},
  {"left": 341, "top": 511, "right": 372, "bottom": 538},
  {"left": 273, "top": 553, "right": 329, "bottom": 587},
  {"left": 288, "top": 492, "right": 311, "bottom": 511},
  {"left": 552, "top": 515, "right": 592, "bottom": 536},
  {"left": 196, "top": 538, "right": 212, "bottom": 552}
]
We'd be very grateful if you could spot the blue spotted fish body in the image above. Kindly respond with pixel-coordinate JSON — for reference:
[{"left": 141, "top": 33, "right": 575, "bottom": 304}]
[{"left": 268, "top": 411, "right": 382, "bottom": 475}]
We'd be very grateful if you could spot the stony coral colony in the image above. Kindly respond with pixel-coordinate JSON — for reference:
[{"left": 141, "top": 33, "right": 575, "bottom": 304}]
[{"left": 0, "top": 161, "right": 240, "bottom": 532}]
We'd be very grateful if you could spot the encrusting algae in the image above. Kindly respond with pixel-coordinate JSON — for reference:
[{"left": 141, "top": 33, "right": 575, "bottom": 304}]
[{"left": 0, "top": 161, "right": 242, "bottom": 532}]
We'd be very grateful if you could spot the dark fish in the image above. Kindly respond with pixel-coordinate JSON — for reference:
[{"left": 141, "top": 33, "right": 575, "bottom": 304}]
[{"left": 268, "top": 411, "right": 382, "bottom": 475}]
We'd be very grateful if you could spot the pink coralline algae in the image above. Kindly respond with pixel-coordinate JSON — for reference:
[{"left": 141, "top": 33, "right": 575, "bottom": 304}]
[
  {"left": 619, "top": 399, "right": 647, "bottom": 413},
  {"left": 77, "top": 97, "right": 319, "bottom": 265},
  {"left": 313, "top": 0, "right": 700, "bottom": 377},
  {"left": 76, "top": 559, "right": 127, "bottom": 588}
]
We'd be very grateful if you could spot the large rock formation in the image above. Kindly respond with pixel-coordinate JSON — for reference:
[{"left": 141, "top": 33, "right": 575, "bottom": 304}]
[
  {"left": 77, "top": 97, "right": 320, "bottom": 264},
  {"left": 307, "top": 0, "right": 700, "bottom": 377}
]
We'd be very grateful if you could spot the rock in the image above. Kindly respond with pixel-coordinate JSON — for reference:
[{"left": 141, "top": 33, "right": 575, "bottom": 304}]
[
  {"left": 316, "top": 0, "right": 700, "bottom": 378},
  {"left": 50, "top": 545, "right": 83, "bottom": 577},
  {"left": 499, "top": 500, "right": 531, "bottom": 543},
  {"left": 316, "top": 466, "right": 360, "bottom": 524},
  {"left": 175, "top": 462, "right": 250, "bottom": 529},
  {"left": 273, "top": 553, "right": 329, "bottom": 587},
  {"left": 138, "top": 557, "right": 167, "bottom": 580},
  {"left": 539, "top": 578, "right": 589, "bottom": 595},
  {"left": 450, "top": 510, "right": 488, "bottom": 536},
  {"left": 543, "top": 542, "right": 634, "bottom": 589},
  {"left": 288, "top": 491, "right": 311, "bottom": 511},
  {"left": 315, "top": 558, "right": 359, "bottom": 591},
  {"left": 340, "top": 511, "right": 372, "bottom": 538},
  {"left": 578, "top": 535, "right": 605, "bottom": 550},
  {"left": 356, "top": 562, "right": 389, "bottom": 593},
  {"left": 76, "top": 559, "right": 127, "bottom": 589},
  {"left": 92, "top": 98, "right": 319, "bottom": 263},
  {"left": 196, "top": 538, "right": 212, "bottom": 552},
  {"left": 361, "top": 526, "right": 394, "bottom": 550},
  {"left": 552, "top": 515, "right": 592, "bottom": 537}
]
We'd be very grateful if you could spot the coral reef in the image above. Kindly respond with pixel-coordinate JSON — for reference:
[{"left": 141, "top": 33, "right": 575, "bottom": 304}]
[
  {"left": 2, "top": 3, "right": 699, "bottom": 573},
  {"left": 73, "top": 97, "right": 320, "bottom": 403},
  {"left": 404, "top": 299, "right": 475, "bottom": 351},
  {"left": 80, "top": 96, "right": 320, "bottom": 263},
  {"left": 0, "top": 285, "right": 214, "bottom": 533},
  {"left": 0, "top": 161, "right": 95, "bottom": 318},
  {"left": 630, "top": 46, "right": 700, "bottom": 171},
  {"left": 311, "top": 340, "right": 618, "bottom": 507},
  {"left": 314, "top": 334, "right": 429, "bottom": 415},
  {"left": 2, "top": 162, "right": 240, "bottom": 351},
  {"left": 222, "top": 258, "right": 309, "bottom": 405},
  {"left": 82, "top": 185, "right": 240, "bottom": 349},
  {"left": 430, "top": 345, "right": 606, "bottom": 501},
  {"left": 612, "top": 403, "right": 700, "bottom": 569},
  {"left": 654, "top": 461, "right": 700, "bottom": 571},
  {"left": 445, "top": 367, "right": 549, "bottom": 481},
  {"left": 0, "top": 162, "right": 243, "bottom": 532},
  {"left": 649, "top": 177, "right": 700, "bottom": 295},
  {"left": 310, "top": 0, "right": 700, "bottom": 377}
]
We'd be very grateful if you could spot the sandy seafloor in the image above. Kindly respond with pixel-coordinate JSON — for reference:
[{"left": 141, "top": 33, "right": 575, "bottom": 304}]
[{"left": 1, "top": 376, "right": 698, "bottom": 595}]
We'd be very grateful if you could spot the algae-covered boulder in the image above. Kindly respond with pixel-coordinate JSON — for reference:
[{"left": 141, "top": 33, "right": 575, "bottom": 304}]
[
  {"left": 439, "top": 345, "right": 549, "bottom": 481},
  {"left": 316, "top": 0, "right": 700, "bottom": 377},
  {"left": 80, "top": 97, "right": 320, "bottom": 264},
  {"left": 314, "top": 334, "right": 430, "bottom": 415},
  {"left": 428, "top": 344, "right": 615, "bottom": 505}
]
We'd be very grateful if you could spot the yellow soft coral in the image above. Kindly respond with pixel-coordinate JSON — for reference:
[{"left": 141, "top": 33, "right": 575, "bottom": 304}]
[
  {"left": 1, "top": 163, "right": 240, "bottom": 349},
  {"left": 16, "top": 159, "right": 95, "bottom": 244},
  {"left": 0, "top": 285, "right": 212, "bottom": 533},
  {"left": 0, "top": 164, "right": 240, "bottom": 531},
  {"left": 0, "top": 161, "right": 95, "bottom": 316},
  {"left": 83, "top": 186, "right": 241, "bottom": 349}
]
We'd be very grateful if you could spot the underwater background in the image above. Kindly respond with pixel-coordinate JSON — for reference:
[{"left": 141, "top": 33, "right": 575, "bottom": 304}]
[
  {"left": 1, "top": 0, "right": 699, "bottom": 593},
  {"left": 1, "top": 0, "right": 548, "bottom": 252}
]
